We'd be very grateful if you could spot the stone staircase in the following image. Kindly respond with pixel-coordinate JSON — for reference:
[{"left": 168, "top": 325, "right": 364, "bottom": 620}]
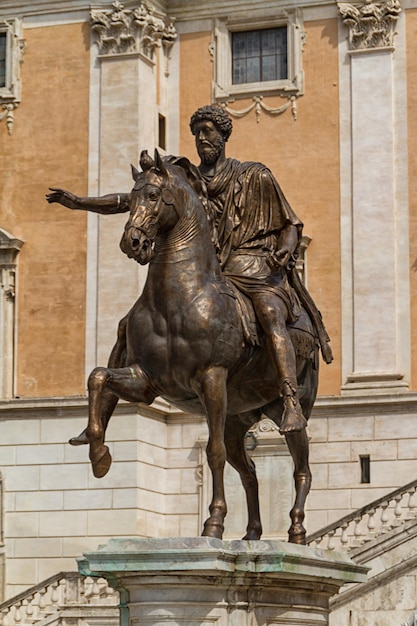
[
  {"left": 306, "top": 478, "right": 417, "bottom": 552},
  {"left": 1, "top": 480, "right": 417, "bottom": 626},
  {"left": 306, "top": 479, "right": 417, "bottom": 624}
]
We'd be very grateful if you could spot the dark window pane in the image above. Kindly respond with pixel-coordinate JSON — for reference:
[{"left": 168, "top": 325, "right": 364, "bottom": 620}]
[
  {"left": 232, "top": 58, "right": 246, "bottom": 84},
  {"left": 246, "top": 56, "right": 260, "bottom": 83},
  {"left": 232, "top": 33, "right": 247, "bottom": 59},
  {"left": 262, "top": 55, "right": 277, "bottom": 82},
  {"left": 232, "top": 26, "right": 287, "bottom": 85},
  {"left": 261, "top": 29, "right": 277, "bottom": 55},
  {"left": 0, "top": 33, "right": 6, "bottom": 88},
  {"left": 245, "top": 31, "right": 260, "bottom": 58}
]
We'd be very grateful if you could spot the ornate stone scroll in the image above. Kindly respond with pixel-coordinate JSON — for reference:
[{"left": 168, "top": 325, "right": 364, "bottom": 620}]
[
  {"left": 338, "top": 0, "right": 401, "bottom": 50},
  {"left": 91, "top": 1, "right": 177, "bottom": 67},
  {"left": 0, "top": 103, "right": 18, "bottom": 135}
]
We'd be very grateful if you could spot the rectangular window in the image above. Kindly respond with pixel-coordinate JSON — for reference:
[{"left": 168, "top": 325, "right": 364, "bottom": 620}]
[
  {"left": 158, "top": 113, "right": 166, "bottom": 150},
  {"left": 213, "top": 11, "right": 304, "bottom": 102},
  {"left": 360, "top": 455, "right": 371, "bottom": 484},
  {"left": 232, "top": 27, "right": 287, "bottom": 85},
  {"left": 0, "top": 32, "right": 7, "bottom": 89}
]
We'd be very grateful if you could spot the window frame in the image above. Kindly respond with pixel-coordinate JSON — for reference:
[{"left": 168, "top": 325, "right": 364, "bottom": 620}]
[
  {"left": 0, "top": 228, "right": 24, "bottom": 399},
  {"left": 213, "top": 10, "right": 304, "bottom": 101},
  {"left": 0, "top": 31, "right": 7, "bottom": 90},
  {"left": 231, "top": 27, "right": 288, "bottom": 86},
  {"left": 0, "top": 18, "right": 24, "bottom": 105}
]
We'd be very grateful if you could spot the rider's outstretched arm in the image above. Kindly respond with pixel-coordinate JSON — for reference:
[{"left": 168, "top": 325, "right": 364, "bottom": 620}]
[{"left": 46, "top": 189, "right": 130, "bottom": 214}]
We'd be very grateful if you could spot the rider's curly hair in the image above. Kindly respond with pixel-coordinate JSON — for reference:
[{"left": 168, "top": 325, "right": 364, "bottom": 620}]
[{"left": 189, "top": 105, "right": 233, "bottom": 141}]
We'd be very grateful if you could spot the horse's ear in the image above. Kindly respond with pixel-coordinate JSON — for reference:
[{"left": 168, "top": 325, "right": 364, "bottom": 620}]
[
  {"left": 154, "top": 149, "right": 168, "bottom": 176},
  {"left": 140, "top": 150, "right": 154, "bottom": 171},
  {"left": 131, "top": 163, "right": 140, "bottom": 181}
]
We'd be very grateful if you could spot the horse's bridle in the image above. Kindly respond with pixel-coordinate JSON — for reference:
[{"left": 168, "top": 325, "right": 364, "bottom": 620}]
[{"left": 130, "top": 175, "right": 182, "bottom": 240}]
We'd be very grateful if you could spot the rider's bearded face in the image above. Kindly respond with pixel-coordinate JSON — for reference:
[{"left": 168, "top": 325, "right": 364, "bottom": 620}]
[{"left": 194, "top": 120, "right": 226, "bottom": 166}]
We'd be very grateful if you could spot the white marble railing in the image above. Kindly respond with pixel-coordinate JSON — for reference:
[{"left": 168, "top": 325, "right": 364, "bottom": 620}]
[
  {"left": 0, "top": 572, "right": 119, "bottom": 626},
  {"left": 306, "top": 479, "right": 417, "bottom": 552}
]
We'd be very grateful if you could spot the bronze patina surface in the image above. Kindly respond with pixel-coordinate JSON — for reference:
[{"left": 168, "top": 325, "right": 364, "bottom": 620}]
[{"left": 47, "top": 106, "right": 332, "bottom": 544}]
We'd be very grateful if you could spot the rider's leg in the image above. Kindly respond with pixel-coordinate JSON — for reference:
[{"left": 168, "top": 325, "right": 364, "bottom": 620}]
[{"left": 251, "top": 292, "right": 307, "bottom": 434}]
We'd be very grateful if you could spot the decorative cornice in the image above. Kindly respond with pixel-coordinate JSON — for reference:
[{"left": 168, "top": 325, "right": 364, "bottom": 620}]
[
  {"left": 338, "top": 0, "right": 401, "bottom": 51},
  {"left": 91, "top": 0, "right": 176, "bottom": 72}
]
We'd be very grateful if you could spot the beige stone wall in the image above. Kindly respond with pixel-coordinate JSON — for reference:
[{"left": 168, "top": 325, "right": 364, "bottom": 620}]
[
  {"left": 407, "top": 8, "right": 417, "bottom": 392},
  {"left": 0, "top": 400, "right": 205, "bottom": 598},
  {"left": 3, "top": 394, "right": 417, "bottom": 598},
  {"left": 0, "top": 22, "right": 89, "bottom": 398},
  {"left": 307, "top": 396, "right": 417, "bottom": 532},
  {"left": 179, "top": 19, "right": 341, "bottom": 397}
]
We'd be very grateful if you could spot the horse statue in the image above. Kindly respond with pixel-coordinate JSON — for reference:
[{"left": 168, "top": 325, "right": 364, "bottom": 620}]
[{"left": 81, "top": 150, "right": 324, "bottom": 544}]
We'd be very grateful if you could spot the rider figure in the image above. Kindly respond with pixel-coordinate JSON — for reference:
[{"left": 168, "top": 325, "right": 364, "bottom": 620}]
[
  {"left": 189, "top": 105, "right": 306, "bottom": 434},
  {"left": 47, "top": 105, "right": 331, "bottom": 435}
]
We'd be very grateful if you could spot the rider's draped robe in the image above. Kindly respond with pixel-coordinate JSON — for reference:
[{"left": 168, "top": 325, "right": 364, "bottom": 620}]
[{"left": 202, "top": 157, "right": 333, "bottom": 363}]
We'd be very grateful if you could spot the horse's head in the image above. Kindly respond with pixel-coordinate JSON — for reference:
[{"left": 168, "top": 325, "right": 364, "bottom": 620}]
[
  {"left": 120, "top": 150, "right": 203, "bottom": 264},
  {"left": 119, "top": 150, "right": 179, "bottom": 264}
]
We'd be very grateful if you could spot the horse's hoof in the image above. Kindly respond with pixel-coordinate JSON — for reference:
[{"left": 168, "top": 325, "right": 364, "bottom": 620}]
[
  {"left": 91, "top": 446, "right": 112, "bottom": 478},
  {"left": 288, "top": 525, "right": 306, "bottom": 545},
  {"left": 242, "top": 524, "right": 262, "bottom": 540},
  {"left": 242, "top": 531, "right": 262, "bottom": 541},
  {"left": 202, "top": 520, "right": 224, "bottom": 540},
  {"left": 69, "top": 430, "right": 89, "bottom": 446}
]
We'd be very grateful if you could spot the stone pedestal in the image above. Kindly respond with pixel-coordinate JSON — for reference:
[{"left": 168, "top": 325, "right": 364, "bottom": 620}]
[{"left": 78, "top": 538, "right": 367, "bottom": 626}]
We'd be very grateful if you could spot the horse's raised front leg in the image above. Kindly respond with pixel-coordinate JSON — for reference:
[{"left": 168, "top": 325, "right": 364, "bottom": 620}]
[
  {"left": 87, "top": 363, "right": 155, "bottom": 478},
  {"left": 198, "top": 366, "right": 228, "bottom": 539},
  {"left": 224, "top": 413, "right": 262, "bottom": 541},
  {"left": 285, "top": 428, "right": 312, "bottom": 544},
  {"left": 70, "top": 315, "right": 128, "bottom": 447}
]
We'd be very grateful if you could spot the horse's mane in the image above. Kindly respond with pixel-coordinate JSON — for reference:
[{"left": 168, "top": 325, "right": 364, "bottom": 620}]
[{"left": 163, "top": 155, "right": 220, "bottom": 254}]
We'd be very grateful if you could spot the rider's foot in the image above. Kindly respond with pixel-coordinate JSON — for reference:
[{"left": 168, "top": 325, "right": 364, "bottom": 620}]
[
  {"left": 279, "top": 380, "right": 307, "bottom": 434},
  {"left": 69, "top": 429, "right": 89, "bottom": 446}
]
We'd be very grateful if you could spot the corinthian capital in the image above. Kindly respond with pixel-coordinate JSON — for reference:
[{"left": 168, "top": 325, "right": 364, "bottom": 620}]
[
  {"left": 91, "top": 1, "right": 176, "bottom": 58},
  {"left": 338, "top": 0, "right": 401, "bottom": 50}
]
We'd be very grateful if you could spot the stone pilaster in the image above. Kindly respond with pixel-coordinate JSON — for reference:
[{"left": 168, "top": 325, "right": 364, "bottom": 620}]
[
  {"left": 338, "top": 0, "right": 410, "bottom": 394},
  {"left": 85, "top": 1, "right": 177, "bottom": 370}
]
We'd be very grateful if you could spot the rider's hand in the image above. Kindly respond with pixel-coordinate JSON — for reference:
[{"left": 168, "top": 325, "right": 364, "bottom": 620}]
[
  {"left": 46, "top": 188, "right": 81, "bottom": 210},
  {"left": 267, "top": 247, "right": 291, "bottom": 270}
]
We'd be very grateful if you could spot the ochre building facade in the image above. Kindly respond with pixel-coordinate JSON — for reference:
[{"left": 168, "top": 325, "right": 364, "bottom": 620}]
[{"left": 0, "top": 1, "right": 417, "bottom": 623}]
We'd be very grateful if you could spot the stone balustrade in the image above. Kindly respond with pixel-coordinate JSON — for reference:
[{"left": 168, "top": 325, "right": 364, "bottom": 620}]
[
  {"left": 306, "top": 479, "right": 417, "bottom": 552},
  {"left": 0, "top": 572, "right": 119, "bottom": 626}
]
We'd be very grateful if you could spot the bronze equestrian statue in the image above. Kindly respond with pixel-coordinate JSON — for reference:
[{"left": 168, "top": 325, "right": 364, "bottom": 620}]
[{"left": 47, "top": 106, "right": 332, "bottom": 544}]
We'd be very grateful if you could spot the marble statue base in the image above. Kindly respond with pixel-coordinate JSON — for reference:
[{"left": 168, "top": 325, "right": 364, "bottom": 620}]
[{"left": 78, "top": 538, "right": 367, "bottom": 626}]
